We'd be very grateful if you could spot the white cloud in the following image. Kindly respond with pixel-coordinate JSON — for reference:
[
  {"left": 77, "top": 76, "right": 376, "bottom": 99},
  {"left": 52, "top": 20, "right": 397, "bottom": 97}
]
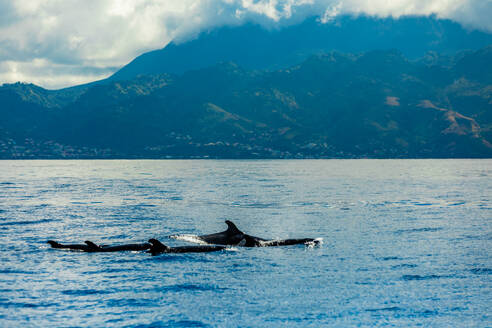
[
  {"left": 0, "top": 59, "right": 116, "bottom": 89},
  {"left": 0, "top": 0, "right": 490, "bottom": 89}
]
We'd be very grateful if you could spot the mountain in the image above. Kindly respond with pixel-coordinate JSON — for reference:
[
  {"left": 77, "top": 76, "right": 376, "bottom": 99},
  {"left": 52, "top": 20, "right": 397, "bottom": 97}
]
[
  {"left": 1, "top": 47, "right": 491, "bottom": 158},
  {"left": 109, "top": 15, "right": 492, "bottom": 82}
]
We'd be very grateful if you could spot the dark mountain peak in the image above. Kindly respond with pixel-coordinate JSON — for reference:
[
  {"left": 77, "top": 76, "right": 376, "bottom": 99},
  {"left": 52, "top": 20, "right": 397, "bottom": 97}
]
[
  {"left": 1, "top": 82, "right": 48, "bottom": 97},
  {"left": 109, "top": 15, "right": 492, "bottom": 83},
  {"left": 0, "top": 82, "right": 65, "bottom": 109},
  {"left": 2, "top": 81, "right": 43, "bottom": 90}
]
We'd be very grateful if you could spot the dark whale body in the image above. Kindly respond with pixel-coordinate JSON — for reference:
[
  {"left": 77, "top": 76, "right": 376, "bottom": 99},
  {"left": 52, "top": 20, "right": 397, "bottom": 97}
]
[
  {"left": 178, "top": 220, "right": 319, "bottom": 247},
  {"left": 148, "top": 238, "right": 225, "bottom": 255},
  {"left": 47, "top": 240, "right": 150, "bottom": 252},
  {"left": 47, "top": 240, "right": 93, "bottom": 251},
  {"left": 84, "top": 241, "right": 151, "bottom": 252},
  {"left": 195, "top": 220, "right": 253, "bottom": 245}
]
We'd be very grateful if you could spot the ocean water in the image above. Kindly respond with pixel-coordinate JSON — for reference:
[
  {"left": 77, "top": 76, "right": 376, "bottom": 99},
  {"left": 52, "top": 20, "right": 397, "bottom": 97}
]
[{"left": 0, "top": 159, "right": 490, "bottom": 327}]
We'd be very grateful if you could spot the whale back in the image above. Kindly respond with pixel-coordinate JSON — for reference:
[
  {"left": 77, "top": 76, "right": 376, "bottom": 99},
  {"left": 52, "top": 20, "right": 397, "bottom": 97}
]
[
  {"left": 84, "top": 240, "right": 101, "bottom": 251},
  {"left": 148, "top": 238, "right": 170, "bottom": 255},
  {"left": 196, "top": 220, "right": 245, "bottom": 245},
  {"left": 47, "top": 240, "right": 62, "bottom": 248},
  {"left": 47, "top": 240, "right": 91, "bottom": 251}
]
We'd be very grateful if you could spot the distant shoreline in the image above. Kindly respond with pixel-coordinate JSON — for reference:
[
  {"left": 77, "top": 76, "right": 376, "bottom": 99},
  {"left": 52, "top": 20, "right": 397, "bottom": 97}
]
[{"left": 1, "top": 156, "right": 491, "bottom": 160}]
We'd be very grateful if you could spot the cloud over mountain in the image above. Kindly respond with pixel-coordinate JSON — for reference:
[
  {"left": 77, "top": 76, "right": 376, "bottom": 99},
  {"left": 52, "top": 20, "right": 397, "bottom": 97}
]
[{"left": 0, "top": 0, "right": 490, "bottom": 89}]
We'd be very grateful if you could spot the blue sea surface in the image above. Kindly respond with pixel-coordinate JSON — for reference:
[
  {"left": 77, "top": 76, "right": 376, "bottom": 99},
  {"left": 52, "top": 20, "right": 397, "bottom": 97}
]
[{"left": 0, "top": 159, "right": 490, "bottom": 327}]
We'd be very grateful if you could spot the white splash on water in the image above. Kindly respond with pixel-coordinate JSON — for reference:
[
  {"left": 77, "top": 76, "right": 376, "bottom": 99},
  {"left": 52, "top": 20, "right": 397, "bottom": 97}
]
[
  {"left": 306, "top": 237, "right": 324, "bottom": 248},
  {"left": 169, "top": 234, "right": 209, "bottom": 245}
]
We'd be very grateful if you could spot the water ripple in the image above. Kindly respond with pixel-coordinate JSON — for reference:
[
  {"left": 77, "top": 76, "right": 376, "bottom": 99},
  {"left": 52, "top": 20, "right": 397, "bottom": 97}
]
[
  {"left": 0, "top": 159, "right": 490, "bottom": 327},
  {"left": 470, "top": 268, "right": 492, "bottom": 275},
  {"left": 394, "top": 227, "right": 443, "bottom": 234},
  {"left": 402, "top": 274, "right": 447, "bottom": 281},
  {"left": 0, "top": 218, "right": 56, "bottom": 226}
]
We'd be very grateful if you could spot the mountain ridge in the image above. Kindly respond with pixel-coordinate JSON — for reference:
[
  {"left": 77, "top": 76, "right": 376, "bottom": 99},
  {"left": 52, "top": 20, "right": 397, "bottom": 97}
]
[
  {"left": 1, "top": 47, "right": 491, "bottom": 158},
  {"left": 109, "top": 15, "right": 492, "bottom": 82}
]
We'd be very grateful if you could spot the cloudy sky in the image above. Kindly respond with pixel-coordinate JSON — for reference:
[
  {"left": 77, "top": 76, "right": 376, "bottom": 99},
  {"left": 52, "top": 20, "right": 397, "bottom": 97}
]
[{"left": 0, "top": 0, "right": 491, "bottom": 89}]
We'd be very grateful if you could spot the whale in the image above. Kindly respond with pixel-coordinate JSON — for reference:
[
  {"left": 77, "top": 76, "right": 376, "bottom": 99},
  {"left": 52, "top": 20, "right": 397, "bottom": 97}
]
[
  {"left": 47, "top": 240, "right": 150, "bottom": 252},
  {"left": 189, "top": 220, "right": 250, "bottom": 245},
  {"left": 48, "top": 239, "right": 224, "bottom": 254},
  {"left": 84, "top": 241, "right": 151, "bottom": 252},
  {"left": 148, "top": 238, "right": 226, "bottom": 255},
  {"left": 47, "top": 240, "right": 95, "bottom": 251},
  {"left": 170, "top": 220, "right": 320, "bottom": 247}
]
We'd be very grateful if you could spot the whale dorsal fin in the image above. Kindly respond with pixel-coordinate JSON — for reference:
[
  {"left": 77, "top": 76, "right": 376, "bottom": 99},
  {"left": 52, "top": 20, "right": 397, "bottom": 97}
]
[
  {"left": 148, "top": 238, "right": 169, "bottom": 251},
  {"left": 47, "top": 240, "right": 61, "bottom": 248},
  {"left": 225, "top": 220, "right": 243, "bottom": 235},
  {"left": 84, "top": 240, "right": 100, "bottom": 250}
]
